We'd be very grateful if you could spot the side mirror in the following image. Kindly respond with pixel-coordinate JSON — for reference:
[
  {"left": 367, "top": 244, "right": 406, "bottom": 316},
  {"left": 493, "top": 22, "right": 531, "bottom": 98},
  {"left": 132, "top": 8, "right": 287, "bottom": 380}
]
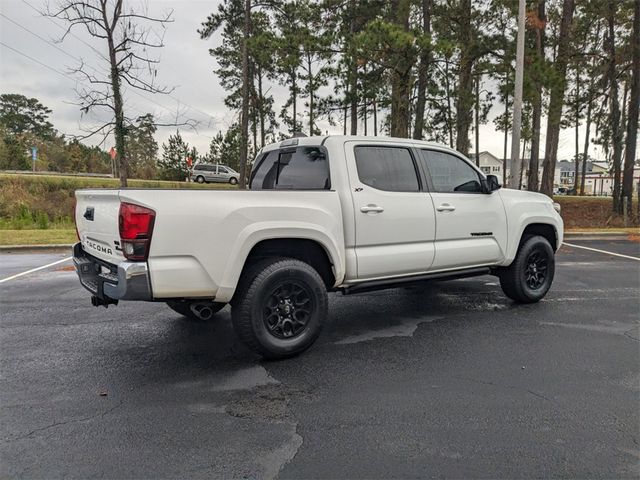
[{"left": 483, "top": 174, "right": 501, "bottom": 193}]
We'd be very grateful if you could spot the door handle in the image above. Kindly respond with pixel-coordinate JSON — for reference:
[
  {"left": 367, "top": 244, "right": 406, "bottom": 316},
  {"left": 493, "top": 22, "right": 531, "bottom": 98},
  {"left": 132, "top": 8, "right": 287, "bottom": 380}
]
[
  {"left": 436, "top": 203, "right": 456, "bottom": 212},
  {"left": 360, "top": 204, "right": 384, "bottom": 214}
]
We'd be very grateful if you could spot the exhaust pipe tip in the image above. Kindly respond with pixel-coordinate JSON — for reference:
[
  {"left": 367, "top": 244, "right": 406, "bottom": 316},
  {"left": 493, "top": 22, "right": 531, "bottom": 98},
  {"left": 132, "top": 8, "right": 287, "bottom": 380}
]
[{"left": 190, "top": 303, "right": 213, "bottom": 321}]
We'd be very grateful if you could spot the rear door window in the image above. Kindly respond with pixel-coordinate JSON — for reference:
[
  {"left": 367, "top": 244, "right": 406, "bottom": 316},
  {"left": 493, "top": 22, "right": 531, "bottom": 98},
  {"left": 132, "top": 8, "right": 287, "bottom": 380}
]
[
  {"left": 354, "top": 146, "right": 420, "bottom": 192},
  {"left": 250, "top": 146, "right": 330, "bottom": 190}
]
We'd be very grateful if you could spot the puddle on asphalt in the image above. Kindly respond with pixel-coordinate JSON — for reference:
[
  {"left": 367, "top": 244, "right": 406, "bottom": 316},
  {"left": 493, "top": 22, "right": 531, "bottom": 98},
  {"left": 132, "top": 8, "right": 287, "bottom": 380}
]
[
  {"left": 211, "top": 365, "right": 279, "bottom": 392},
  {"left": 335, "top": 316, "right": 441, "bottom": 345}
]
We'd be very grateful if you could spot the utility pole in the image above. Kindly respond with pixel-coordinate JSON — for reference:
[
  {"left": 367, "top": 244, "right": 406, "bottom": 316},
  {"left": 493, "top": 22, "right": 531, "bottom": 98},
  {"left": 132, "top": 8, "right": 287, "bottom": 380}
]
[{"left": 509, "top": 0, "right": 526, "bottom": 188}]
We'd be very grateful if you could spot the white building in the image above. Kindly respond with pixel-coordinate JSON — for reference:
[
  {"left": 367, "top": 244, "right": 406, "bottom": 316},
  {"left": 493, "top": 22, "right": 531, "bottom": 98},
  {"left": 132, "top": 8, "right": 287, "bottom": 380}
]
[
  {"left": 472, "top": 152, "right": 637, "bottom": 195},
  {"left": 475, "top": 151, "right": 504, "bottom": 178}
]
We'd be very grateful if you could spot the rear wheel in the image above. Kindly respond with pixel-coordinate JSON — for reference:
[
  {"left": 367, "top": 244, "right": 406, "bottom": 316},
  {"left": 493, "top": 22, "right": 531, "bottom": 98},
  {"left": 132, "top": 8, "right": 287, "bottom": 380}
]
[
  {"left": 499, "top": 235, "right": 555, "bottom": 303},
  {"left": 166, "top": 300, "right": 225, "bottom": 320},
  {"left": 231, "top": 258, "right": 327, "bottom": 359}
]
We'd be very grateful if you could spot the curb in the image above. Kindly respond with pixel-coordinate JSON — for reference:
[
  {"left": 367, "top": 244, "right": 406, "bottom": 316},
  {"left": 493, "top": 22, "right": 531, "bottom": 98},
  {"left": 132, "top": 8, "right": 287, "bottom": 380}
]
[
  {"left": 0, "top": 244, "right": 74, "bottom": 252},
  {"left": 564, "top": 231, "right": 634, "bottom": 236}
]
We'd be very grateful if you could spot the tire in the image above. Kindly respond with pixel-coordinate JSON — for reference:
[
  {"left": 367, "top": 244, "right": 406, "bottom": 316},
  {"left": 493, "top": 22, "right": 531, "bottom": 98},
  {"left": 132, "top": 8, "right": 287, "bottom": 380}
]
[
  {"left": 231, "top": 258, "right": 328, "bottom": 359},
  {"left": 166, "top": 300, "right": 225, "bottom": 320},
  {"left": 499, "top": 235, "right": 555, "bottom": 303},
  {"left": 196, "top": 176, "right": 205, "bottom": 184},
  {"left": 229, "top": 177, "right": 238, "bottom": 185}
]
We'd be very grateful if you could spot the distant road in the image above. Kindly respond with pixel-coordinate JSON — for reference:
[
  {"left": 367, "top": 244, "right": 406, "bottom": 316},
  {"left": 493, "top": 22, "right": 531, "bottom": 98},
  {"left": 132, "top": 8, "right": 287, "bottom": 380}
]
[{"left": 1, "top": 170, "right": 113, "bottom": 178}]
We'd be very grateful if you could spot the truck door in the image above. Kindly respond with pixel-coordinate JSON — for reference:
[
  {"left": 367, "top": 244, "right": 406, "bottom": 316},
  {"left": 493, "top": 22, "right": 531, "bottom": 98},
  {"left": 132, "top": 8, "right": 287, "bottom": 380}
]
[
  {"left": 345, "top": 142, "right": 436, "bottom": 279},
  {"left": 416, "top": 148, "right": 508, "bottom": 270}
]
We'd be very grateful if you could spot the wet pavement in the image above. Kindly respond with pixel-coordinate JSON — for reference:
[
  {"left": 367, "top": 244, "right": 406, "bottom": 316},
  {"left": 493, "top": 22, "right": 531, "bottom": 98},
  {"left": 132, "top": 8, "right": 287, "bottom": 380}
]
[{"left": 1, "top": 238, "right": 639, "bottom": 478}]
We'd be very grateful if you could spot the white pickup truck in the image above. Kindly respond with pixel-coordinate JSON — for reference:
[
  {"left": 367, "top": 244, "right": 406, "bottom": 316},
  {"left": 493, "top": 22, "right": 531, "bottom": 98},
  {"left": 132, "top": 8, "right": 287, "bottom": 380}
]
[{"left": 74, "top": 135, "right": 563, "bottom": 359}]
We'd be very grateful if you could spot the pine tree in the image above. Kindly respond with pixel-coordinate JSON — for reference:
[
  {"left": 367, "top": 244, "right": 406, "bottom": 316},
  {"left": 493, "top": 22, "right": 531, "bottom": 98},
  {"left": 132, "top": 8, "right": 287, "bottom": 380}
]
[
  {"left": 206, "top": 124, "right": 242, "bottom": 171},
  {"left": 541, "top": 0, "right": 575, "bottom": 197},
  {"left": 125, "top": 114, "right": 158, "bottom": 180},
  {"left": 159, "top": 130, "right": 189, "bottom": 181}
]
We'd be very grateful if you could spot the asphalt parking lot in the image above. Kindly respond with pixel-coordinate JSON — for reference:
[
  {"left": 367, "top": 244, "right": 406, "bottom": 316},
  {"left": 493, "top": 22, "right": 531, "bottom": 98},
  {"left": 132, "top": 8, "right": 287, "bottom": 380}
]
[{"left": 1, "top": 237, "right": 639, "bottom": 479}]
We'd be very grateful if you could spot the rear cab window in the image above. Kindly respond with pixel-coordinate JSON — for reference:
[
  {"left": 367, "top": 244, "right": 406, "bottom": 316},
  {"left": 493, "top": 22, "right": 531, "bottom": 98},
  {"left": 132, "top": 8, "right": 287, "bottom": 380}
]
[{"left": 250, "top": 146, "right": 330, "bottom": 190}]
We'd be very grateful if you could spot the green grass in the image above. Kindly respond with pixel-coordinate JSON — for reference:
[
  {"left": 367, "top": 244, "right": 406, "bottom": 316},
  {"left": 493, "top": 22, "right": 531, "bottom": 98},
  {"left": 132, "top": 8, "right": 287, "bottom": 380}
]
[
  {"left": 0, "top": 229, "right": 77, "bottom": 245},
  {"left": 0, "top": 173, "right": 235, "bottom": 190},
  {"left": 0, "top": 173, "right": 237, "bottom": 231}
]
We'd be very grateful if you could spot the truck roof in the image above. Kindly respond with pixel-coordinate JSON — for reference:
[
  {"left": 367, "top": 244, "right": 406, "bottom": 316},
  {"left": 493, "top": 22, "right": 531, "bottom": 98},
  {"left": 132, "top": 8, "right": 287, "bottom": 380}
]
[{"left": 260, "top": 135, "right": 459, "bottom": 155}]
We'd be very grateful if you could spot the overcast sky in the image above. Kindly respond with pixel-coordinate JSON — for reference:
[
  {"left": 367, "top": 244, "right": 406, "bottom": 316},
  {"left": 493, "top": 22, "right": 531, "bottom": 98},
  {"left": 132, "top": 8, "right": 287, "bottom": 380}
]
[{"left": 0, "top": 0, "right": 608, "bottom": 161}]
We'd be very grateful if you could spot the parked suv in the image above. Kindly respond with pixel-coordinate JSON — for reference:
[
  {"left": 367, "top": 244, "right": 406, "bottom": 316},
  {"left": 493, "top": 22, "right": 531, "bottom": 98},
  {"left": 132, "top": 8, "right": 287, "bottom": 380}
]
[{"left": 191, "top": 164, "right": 239, "bottom": 185}]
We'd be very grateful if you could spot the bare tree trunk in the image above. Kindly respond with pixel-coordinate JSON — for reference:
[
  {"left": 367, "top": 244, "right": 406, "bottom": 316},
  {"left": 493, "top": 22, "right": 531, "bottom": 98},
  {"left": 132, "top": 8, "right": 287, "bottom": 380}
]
[
  {"left": 292, "top": 71, "right": 298, "bottom": 134},
  {"left": 573, "top": 65, "right": 580, "bottom": 194},
  {"left": 343, "top": 84, "right": 348, "bottom": 135},
  {"left": 541, "top": 0, "right": 575, "bottom": 197},
  {"left": 607, "top": 1, "right": 623, "bottom": 213},
  {"left": 307, "top": 54, "right": 314, "bottom": 135},
  {"left": 445, "top": 58, "right": 454, "bottom": 148},
  {"left": 349, "top": 2, "right": 358, "bottom": 136},
  {"left": 580, "top": 21, "right": 601, "bottom": 196},
  {"left": 373, "top": 98, "right": 378, "bottom": 136},
  {"left": 623, "top": 0, "right": 640, "bottom": 217},
  {"left": 528, "top": 0, "right": 545, "bottom": 192},
  {"left": 363, "top": 99, "right": 368, "bottom": 135},
  {"left": 390, "top": 0, "right": 412, "bottom": 138},
  {"left": 349, "top": 63, "right": 357, "bottom": 135},
  {"left": 581, "top": 92, "right": 592, "bottom": 195},
  {"left": 519, "top": 139, "right": 528, "bottom": 189},
  {"left": 108, "top": 34, "right": 127, "bottom": 188},
  {"left": 239, "top": 0, "right": 251, "bottom": 189},
  {"left": 258, "top": 68, "right": 265, "bottom": 148},
  {"left": 250, "top": 60, "right": 257, "bottom": 159},
  {"left": 412, "top": 0, "right": 432, "bottom": 140},
  {"left": 474, "top": 71, "right": 480, "bottom": 166},
  {"left": 503, "top": 72, "right": 509, "bottom": 186},
  {"left": 390, "top": 75, "right": 411, "bottom": 137},
  {"left": 455, "top": 0, "right": 473, "bottom": 156},
  {"left": 99, "top": 2, "right": 128, "bottom": 188}
]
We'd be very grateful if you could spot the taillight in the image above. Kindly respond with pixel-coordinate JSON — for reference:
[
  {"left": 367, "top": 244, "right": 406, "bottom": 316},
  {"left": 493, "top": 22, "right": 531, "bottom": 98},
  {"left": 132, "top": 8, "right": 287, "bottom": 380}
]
[
  {"left": 119, "top": 202, "right": 155, "bottom": 261},
  {"left": 73, "top": 196, "right": 80, "bottom": 241}
]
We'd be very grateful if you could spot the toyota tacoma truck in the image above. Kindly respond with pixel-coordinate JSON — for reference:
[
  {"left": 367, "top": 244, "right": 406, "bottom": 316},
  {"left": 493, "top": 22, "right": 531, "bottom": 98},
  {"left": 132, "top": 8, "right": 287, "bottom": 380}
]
[{"left": 73, "top": 135, "right": 563, "bottom": 359}]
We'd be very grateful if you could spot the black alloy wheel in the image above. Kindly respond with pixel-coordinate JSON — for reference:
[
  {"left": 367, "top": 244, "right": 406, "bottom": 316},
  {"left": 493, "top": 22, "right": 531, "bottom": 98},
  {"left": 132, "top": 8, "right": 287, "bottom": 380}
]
[
  {"left": 263, "top": 281, "right": 314, "bottom": 339},
  {"left": 524, "top": 250, "right": 548, "bottom": 290}
]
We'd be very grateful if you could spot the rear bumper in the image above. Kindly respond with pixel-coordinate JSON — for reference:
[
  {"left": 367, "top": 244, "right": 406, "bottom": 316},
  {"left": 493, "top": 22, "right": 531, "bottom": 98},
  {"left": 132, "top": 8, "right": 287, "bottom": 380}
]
[{"left": 72, "top": 242, "right": 152, "bottom": 301}]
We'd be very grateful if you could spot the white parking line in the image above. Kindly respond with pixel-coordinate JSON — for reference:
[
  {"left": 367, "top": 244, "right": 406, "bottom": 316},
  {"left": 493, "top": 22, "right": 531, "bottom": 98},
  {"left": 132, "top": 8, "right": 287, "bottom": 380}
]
[
  {"left": 563, "top": 242, "right": 640, "bottom": 261},
  {"left": 0, "top": 257, "right": 73, "bottom": 284}
]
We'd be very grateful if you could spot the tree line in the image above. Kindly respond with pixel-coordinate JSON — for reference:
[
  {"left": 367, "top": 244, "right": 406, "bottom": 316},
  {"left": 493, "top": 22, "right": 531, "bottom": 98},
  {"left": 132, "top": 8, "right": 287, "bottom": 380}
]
[
  {"left": 200, "top": 0, "right": 639, "bottom": 212},
  {"left": 0, "top": 93, "right": 241, "bottom": 181},
  {"left": 2, "top": 0, "right": 638, "bottom": 215}
]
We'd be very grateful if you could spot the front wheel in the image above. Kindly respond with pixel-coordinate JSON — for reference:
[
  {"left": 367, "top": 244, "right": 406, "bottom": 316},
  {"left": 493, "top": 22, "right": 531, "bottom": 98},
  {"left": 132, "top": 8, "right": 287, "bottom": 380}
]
[
  {"left": 196, "top": 175, "right": 205, "bottom": 184},
  {"left": 498, "top": 235, "right": 555, "bottom": 303},
  {"left": 229, "top": 177, "right": 238, "bottom": 185},
  {"left": 231, "top": 258, "right": 328, "bottom": 359}
]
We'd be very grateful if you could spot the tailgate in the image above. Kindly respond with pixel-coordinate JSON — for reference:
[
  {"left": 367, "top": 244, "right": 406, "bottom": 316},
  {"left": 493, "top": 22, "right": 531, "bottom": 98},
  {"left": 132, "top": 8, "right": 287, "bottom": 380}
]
[{"left": 75, "top": 190, "right": 125, "bottom": 264}]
